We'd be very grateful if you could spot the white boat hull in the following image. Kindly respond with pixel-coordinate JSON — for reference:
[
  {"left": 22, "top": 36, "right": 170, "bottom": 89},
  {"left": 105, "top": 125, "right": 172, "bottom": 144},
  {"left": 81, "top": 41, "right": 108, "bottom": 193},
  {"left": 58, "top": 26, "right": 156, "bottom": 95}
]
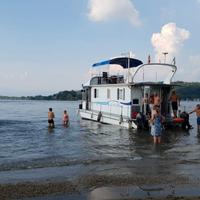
[{"left": 79, "top": 109, "right": 137, "bottom": 129}]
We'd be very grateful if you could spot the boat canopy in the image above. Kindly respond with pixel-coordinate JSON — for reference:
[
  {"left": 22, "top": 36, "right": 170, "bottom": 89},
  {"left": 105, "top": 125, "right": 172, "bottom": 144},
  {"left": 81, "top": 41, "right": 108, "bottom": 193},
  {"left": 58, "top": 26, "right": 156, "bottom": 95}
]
[{"left": 92, "top": 57, "right": 143, "bottom": 69}]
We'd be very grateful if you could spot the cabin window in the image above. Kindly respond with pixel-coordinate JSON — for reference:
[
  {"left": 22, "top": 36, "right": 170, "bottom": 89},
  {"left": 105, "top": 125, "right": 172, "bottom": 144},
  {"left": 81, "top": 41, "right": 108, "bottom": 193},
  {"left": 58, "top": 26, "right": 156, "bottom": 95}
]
[
  {"left": 117, "top": 88, "right": 124, "bottom": 100},
  {"left": 94, "top": 88, "right": 99, "bottom": 98},
  {"left": 107, "top": 89, "right": 111, "bottom": 99},
  {"left": 132, "top": 99, "right": 139, "bottom": 104},
  {"left": 123, "top": 88, "right": 125, "bottom": 100}
]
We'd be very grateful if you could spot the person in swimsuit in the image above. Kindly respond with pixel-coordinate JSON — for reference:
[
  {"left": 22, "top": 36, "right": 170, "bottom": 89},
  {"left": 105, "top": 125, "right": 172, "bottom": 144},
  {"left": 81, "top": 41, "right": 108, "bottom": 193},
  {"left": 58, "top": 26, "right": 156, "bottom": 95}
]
[
  {"left": 169, "top": 90, "right": 180, "bottom": 118},
  {"left": 149, "top": 94, "right": 154, "bottom": 114},
  {"left": 189, "top": 104, "right": 200, "bottom": 133},
  {"left": 48, "top": 108, "right": 55, "bottom": 128},
  {"left": 63, "top": 110, "right": 69, "bottom": 127},
  {"left": 154, "top": 92, "right": 161, "bottom": 108}
]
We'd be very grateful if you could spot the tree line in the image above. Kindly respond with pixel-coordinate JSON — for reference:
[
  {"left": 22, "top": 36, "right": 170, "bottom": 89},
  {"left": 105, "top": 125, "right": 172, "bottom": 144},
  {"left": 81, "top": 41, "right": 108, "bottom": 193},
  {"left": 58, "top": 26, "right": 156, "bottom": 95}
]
[
  {"left": 174, "top": 81, "right": 200, "bottom": 100},
  {"left": 0, "top": 90, "right": 82, "bottom": 101},
  {"left": 0, "top": 82, "right": 200, "bottom": 101}
]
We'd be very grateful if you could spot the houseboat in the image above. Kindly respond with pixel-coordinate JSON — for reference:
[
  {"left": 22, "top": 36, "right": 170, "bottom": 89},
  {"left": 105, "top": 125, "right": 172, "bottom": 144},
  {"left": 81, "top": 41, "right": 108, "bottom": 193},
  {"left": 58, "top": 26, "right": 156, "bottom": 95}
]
[{"left": 79, "top": 55, "right": 177, "bottom": 129}]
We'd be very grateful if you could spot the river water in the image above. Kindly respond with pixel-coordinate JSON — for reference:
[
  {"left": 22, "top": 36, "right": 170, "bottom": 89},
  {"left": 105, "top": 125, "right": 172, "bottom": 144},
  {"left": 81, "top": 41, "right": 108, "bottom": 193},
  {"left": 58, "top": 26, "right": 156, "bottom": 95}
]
[{"left": 0, "top": 100, "right": 200, "bottom": 199}]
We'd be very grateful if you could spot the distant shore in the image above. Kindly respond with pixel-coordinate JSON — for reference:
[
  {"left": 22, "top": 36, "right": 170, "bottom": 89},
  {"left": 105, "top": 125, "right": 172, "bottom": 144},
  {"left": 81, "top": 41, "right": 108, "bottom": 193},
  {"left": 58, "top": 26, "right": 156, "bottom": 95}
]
[
  {"left": 0, "top": 81, "right": 200, "bottom": 101},
  {"left": 0, "top": 90, "right": 82, "bottom": 101}
]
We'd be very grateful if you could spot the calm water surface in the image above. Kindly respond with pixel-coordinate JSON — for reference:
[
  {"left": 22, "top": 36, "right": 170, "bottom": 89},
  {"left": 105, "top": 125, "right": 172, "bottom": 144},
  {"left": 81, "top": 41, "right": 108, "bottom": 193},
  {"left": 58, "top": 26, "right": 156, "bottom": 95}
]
[{"left": 0, "top": 100, "right": 200, "bottom": 184}]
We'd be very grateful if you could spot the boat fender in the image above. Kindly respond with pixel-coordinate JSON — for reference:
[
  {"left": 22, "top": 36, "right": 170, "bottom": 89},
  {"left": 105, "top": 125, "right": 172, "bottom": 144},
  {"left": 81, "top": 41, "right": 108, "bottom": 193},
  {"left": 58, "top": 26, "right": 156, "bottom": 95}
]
[
  {"left": 97, "top": 111, "right": 102, "bottom": 122},
  {"left": 119, "top": 115, "right": 123, "bottom": 124}
]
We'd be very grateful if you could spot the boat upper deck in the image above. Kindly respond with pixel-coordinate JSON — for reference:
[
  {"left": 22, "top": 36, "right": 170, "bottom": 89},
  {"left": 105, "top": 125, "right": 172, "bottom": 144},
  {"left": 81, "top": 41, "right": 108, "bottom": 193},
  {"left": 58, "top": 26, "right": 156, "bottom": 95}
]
[{"left": 84, "top": 57, "right": 177, "bottom": 87}]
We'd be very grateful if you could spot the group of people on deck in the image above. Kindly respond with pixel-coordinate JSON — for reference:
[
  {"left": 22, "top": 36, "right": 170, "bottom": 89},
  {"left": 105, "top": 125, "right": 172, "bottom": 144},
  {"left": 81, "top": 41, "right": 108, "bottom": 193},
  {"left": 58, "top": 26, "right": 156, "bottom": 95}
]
[
  {"left": 142, "top": 90, "right": 200, "bottom": 144},
  {"left": 48, "top": 108, "right": 69, "bottom": 128}
]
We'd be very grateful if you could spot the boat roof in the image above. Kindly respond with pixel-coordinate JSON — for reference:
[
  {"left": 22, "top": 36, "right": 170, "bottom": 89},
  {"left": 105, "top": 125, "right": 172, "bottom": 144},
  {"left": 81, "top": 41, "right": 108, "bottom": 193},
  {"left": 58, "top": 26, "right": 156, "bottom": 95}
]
[{"left": 92, "top": 57, "right": 143, "bottom": 69}]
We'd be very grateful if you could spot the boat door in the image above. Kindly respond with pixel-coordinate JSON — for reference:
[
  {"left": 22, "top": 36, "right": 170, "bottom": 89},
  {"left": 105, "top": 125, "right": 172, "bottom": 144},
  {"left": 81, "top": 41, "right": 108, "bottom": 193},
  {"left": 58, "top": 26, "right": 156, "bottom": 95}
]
[
  {"left": 142, "top": 86, "right": 150, "bottom": 115},
  {"left": 131, "top": 86, "right": 142, "bottom": 119},
  {"left": 161, "top": 86, "right": 171, "bottom": 115},
  {"left": 149, "top": 86, "right": 171, "bottom": 116},
  {"left": 85, "top": 88, "right": 91, "bottom": 110}
]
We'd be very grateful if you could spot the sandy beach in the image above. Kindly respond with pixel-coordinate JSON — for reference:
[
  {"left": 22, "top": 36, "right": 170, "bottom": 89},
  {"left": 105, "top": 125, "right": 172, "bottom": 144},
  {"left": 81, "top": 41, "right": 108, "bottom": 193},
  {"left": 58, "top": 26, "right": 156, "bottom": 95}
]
[{"left": 1, "top": 165, "right": 200, "bottom": 200}]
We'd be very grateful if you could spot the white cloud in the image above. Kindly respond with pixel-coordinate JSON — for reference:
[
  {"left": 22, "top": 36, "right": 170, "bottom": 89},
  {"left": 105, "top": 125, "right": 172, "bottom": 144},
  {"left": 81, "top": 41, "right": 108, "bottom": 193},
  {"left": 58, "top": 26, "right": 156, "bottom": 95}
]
[
  {"left": 198, "top": 0, "right": 200, "bottom": 3},
  {"left": 151, "top": 23, "right": 190, "bottom": 62},
  {"left": 87, "top": 0, "right": 141, "bottom": 26}
]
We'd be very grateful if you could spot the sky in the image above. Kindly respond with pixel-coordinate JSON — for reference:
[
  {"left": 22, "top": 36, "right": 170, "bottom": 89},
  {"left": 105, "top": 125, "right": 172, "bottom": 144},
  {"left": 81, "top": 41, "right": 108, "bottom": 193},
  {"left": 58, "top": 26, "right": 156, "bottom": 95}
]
[{"left": 0, "top": 0, "right": 200, "bottom": 96}]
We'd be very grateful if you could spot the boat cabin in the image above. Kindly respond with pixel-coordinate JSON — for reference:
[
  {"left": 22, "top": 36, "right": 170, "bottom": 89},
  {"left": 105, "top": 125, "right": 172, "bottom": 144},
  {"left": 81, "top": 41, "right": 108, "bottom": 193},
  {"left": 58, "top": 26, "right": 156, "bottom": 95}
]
[{"left": 79, "top": 56, "right": 177, "bottom": 129}]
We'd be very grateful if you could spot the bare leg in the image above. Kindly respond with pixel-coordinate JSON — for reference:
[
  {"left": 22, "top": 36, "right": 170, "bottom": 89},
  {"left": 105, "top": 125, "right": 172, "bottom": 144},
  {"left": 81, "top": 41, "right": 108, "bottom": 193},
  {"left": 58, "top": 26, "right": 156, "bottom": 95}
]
[
  {"left": 157, "top": 136, "right": 161, "bottom": 144},
  {"left": 173, "top": 110, "right": 177, "bottom": 118},
  {"left": 153, "top": 136, "right": 157, "bottom": 144}
]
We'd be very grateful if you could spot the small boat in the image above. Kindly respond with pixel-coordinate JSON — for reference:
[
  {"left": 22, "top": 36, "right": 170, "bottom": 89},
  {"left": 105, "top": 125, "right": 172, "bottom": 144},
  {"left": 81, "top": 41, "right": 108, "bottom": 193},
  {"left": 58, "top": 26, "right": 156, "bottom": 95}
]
[{"left": 79, "top": 54, "right": 178, "bottom": 129}]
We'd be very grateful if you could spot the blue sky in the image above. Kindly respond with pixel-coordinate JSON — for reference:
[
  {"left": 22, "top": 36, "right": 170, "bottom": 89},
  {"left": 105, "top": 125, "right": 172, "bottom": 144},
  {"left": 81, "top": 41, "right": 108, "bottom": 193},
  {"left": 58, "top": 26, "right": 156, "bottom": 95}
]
[{"left": 0, "top": 0, "right": 199, "bottom": 96}]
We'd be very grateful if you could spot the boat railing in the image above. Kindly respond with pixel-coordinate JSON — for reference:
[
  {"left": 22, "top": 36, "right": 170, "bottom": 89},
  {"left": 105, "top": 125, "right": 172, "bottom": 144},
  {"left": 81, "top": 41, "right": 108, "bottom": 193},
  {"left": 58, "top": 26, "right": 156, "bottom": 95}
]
[
  {"left": 131, "top": 63, "right": 177, "bottom": 84},
  {"left": 90, "top": 74, "right": 125, "bottom": 85}
]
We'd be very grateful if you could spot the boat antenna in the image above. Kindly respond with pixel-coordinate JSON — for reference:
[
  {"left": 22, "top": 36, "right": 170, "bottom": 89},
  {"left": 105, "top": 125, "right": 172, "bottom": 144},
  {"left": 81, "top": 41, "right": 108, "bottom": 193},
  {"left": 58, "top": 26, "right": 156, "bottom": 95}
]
[
  {"left": 162, "top": 52, "right": 168, "bottom": 63},
  {"left": 128, "top": 52, "right": 131, "bottom": 83},
  {"left": 148, "top": 54, "right": 151, "bottom": 64}
]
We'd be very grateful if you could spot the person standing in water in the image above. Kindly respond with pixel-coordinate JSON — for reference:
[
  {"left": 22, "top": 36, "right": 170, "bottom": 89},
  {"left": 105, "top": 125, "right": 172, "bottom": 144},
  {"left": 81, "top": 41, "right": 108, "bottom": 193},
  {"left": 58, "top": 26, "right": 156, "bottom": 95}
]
[
  {"left": 189, "top": 104, "right": 200, "bottom": 134},
  {"left": 150, "top": 105, "right": 164, "bottom": 144},
  {"left": 63, "top": 110, "right": 69, "bottom": 127},
  {"left": 48, "top": 108, "right": 55, "bottom": 128}
]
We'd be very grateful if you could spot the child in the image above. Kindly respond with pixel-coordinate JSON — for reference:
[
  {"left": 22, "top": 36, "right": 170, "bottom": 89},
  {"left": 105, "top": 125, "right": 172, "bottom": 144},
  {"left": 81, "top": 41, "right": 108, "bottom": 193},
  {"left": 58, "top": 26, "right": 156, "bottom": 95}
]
[
  {"left": 48, "top": 108, "right": 55, "bottom": 128},
  {"left": 189, "top": 104, "right": 200, "bottom": 133},
  {"left": 150, "top": 105, "right": 164, "bottom": 144},
  {"left": 63, "top": 110, "right": 69, "bottom": 126}
]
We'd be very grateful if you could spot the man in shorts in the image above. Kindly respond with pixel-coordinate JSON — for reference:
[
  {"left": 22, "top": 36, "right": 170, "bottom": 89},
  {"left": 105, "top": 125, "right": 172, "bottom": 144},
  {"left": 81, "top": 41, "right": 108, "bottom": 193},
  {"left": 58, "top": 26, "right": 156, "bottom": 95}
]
[
  {"left": 169, "top": 90, "right": 180, "bottom": 118},
  {"left": 48, "top": 108, "right": 55, "bottom": 128},
  {"left": 189, "top": 104, "right": 200, "bottom": 133}
]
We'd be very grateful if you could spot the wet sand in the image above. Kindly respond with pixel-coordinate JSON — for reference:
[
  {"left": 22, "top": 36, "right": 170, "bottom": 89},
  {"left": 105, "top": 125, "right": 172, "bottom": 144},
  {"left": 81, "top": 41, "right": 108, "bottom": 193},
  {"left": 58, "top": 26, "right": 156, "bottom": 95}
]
[
  {"left": 1, "top": 173, "right": 200, "bottom": 200},
  {"left": 1, "top": 153, "right": 200, "bottom": 200}
]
